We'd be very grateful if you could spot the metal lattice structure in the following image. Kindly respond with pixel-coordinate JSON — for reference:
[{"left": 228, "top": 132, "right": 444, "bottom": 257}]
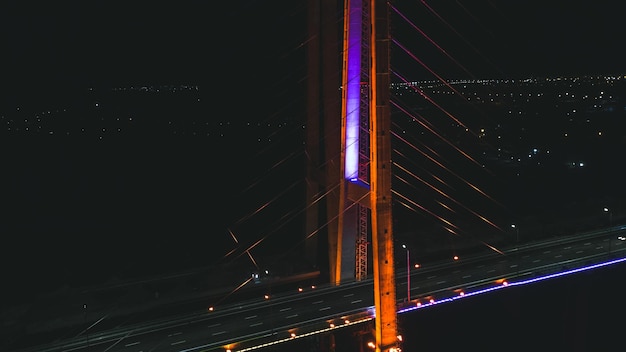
[{"left": 356, "top": 203, "right": 369, "bottom": 280}]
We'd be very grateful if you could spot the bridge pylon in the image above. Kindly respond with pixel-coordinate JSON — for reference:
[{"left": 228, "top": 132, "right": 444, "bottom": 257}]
[{"left": 306, "top": 0, "right": 400, "bottom": 351}]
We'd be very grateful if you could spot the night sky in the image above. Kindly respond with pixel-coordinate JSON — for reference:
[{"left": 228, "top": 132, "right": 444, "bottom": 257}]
[
  {"left": 406, "top": 1, "right": 626, "bottom": 77},
  {"left": 1, "top": 1, "right": 308, "bottom": 104},
  {"left": 2, "top": 1, "right": 625, "bottom": 97}
]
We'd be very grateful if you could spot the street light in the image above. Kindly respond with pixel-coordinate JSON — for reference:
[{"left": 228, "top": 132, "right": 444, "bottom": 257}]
[{"left": 402, "top": 244, "right": 410, "bottom": 302}]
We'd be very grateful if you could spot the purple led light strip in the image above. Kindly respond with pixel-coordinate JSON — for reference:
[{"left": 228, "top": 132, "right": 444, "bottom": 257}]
[
  {"left": 397, "top": 256, "right": 626, "bottom": 314},
  {"left": 344, "top": 0, "right": 362, "bottom": 181}
]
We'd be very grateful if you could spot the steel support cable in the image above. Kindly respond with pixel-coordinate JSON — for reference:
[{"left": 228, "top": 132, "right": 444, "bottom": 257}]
[
  {"left": 392, "top": 157, "right": 505, "bottom": 234},
  {"left": 228, "top": 181, "right": 342, "bottom": 265},
  {"left": 391, "top": 188, "right": 505, "bottom": 255},
  {"left": 415, "top": 0, "right": 506, "bottom": 76},
  {"left": 389, "top": 2, "right": 475, "bottom": 79}
]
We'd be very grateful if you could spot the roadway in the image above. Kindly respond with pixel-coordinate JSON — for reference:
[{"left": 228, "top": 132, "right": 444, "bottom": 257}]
[{"left": 13, "top": 225, "right": 626, "bottom": 352}]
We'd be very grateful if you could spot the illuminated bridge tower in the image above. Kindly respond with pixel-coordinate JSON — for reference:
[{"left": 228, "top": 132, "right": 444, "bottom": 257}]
[
  {"left": 338, "top": 0, "right": 372, "bottom": 285},
  {"left": 306, "top": 1, "right": 399, "bottom": 351}
]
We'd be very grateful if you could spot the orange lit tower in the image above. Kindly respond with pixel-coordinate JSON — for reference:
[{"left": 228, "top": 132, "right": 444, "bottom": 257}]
[
  {"left": 306, "top": 1, "right": 398, "bottom": 350},
  {"left": 368, "top": 1, "right": 399, "bottom": 350},
  {"left": 341, "top": 0, "right": 399, "bottom": 350}
]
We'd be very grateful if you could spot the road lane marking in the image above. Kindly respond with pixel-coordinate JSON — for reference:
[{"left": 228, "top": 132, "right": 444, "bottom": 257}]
[
  {"left": 124, "top": 342, "right": 140, "bottom": 347},
  {"left": 351, "top": 300, "right": 362, "bottom": 304},
  {"left": 168, "top": 332, "right": 182, "bottom": 337},
  {"left": 312, "top": 300, "right": 323, "bottom": 304},
  {"left": 208, "top": 323, "right": 221, "bottom": 328},
  {"left": 319, "top": 306, "right": 331, "bottom": 311},
  {"left": 286, "top": 314, "right": 299, "bottom": 319},
  {"left": 279, "top": 307, "right": 291, "bottom": 312},
  {"left": 245, "top": 315, "right": 258, "bottom": 319},
  {"left": 171, "top": 340, "right": 186, "bottom": 345},
  {"left": 212, "top": 331, "right": 226, "bottom": 336},
  {"left": 250, "top": 322, "right": 263, "bottom": 327},
  {"left": 343, "top": 293, "right": 354, "bottom": 297}
]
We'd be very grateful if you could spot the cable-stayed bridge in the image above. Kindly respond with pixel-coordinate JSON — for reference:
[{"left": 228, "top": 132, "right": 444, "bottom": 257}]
[
  {"left": 10, "top": 227, "right": 626, "bottom": 352},
  {"left": 5, "top": 1, "right": 626, "bottom": 352}
]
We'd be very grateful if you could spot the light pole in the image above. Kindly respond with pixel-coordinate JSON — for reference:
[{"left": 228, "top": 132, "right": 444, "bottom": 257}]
[
  {"left": 604, "top": 207, "right": 613, "bottom": 227},
  {"left": 604, "top": 207, "right": 612, "bottom": 255},
  {"left": 511, "top": 224, "right": 520, "bottom": 274},
  {"left": 402, "top": 244, "right": 410, "bottom": 302},
  {"left": 511, "top": 224, "right": 519, "bottom": 244}
]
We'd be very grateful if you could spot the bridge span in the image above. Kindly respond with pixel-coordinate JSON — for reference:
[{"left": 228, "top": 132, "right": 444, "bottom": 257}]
[{"left": 10, "top": 225, "right": 625, "bottom": 352}]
